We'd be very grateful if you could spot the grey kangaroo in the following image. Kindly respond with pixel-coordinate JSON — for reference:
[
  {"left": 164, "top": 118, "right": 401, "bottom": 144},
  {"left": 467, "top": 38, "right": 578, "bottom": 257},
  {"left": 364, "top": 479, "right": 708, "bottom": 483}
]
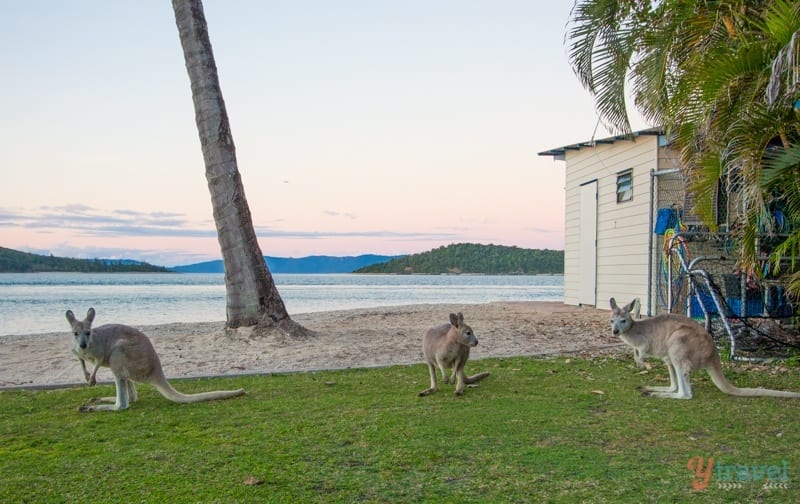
[
  {"left": 610, "top": 298, "right": 800, "bottom": 399},
  {"left": 66, "top": 308, "right": 246, "bottom": 412},
  {"left": 418, "top": 312, "right": 490, "bottom": 396}
]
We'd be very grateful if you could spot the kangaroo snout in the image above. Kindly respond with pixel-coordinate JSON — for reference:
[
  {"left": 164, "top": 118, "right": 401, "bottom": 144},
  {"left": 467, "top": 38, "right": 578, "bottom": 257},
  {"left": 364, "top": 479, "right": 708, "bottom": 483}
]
[{"left": 459, "top": 334, "right": 478, "bottom": 347}]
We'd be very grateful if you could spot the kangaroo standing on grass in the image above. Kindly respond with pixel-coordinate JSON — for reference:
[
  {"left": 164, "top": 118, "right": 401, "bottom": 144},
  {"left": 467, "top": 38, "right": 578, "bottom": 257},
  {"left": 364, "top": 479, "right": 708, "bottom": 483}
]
[
  {"left": 609, "top": 298, "right": 800, "bottom": 399},
  {"left": 418, "top": 312, "right": 490, "bottom": 396},
  {"left": 66, "top": 308, "right": 246, "bottom": 412}
]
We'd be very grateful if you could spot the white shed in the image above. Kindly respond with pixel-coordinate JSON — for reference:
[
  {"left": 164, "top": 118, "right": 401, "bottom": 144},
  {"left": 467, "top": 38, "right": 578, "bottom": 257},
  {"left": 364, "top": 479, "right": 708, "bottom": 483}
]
[{"left": 539, "top": 127, "right": 680, "bottom": 315}]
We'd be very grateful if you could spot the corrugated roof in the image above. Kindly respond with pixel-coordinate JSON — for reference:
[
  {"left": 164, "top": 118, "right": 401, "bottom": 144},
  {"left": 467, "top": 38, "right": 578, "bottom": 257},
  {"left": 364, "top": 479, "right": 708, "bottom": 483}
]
[{"left": 538, "top": 127, "right": 664, "bottom": 158}]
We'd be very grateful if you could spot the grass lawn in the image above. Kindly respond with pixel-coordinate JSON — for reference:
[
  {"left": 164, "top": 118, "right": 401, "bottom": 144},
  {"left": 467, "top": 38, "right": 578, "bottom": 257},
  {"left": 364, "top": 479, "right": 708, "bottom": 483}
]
[{"left": 2, "top": 354, "right": 799, "bottom": 503}]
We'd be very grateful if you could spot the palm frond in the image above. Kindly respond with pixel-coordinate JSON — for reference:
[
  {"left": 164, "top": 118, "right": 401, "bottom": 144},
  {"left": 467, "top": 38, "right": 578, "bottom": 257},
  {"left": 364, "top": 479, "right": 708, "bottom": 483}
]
[{"left": 567, "top": 0, "right": 649, "bottom": 134}]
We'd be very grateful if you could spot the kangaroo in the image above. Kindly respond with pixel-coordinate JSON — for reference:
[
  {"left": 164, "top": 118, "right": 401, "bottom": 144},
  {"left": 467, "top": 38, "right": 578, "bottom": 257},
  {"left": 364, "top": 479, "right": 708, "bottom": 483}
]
[
  {"left": 418, "top": 312, "right": 490, "bottom": 396},
  {"left": 610, "top": 298, "right": 800, "bottom": 399},
  {"left": 66, "top": 308, "right": 246, "bottom": 412}
]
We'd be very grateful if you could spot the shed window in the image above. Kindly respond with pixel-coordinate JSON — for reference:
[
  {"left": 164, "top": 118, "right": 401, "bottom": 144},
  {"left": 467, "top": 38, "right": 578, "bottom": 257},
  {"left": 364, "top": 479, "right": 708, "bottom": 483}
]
[{"left": 617, "top": 170, "right": 633, "bottom": 203}]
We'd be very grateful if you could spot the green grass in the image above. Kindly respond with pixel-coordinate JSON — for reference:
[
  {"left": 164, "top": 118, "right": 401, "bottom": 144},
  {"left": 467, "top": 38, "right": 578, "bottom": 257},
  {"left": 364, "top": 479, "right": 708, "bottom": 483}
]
[{"left": 2, "top": 355, "right": 800, "bottom": 503}]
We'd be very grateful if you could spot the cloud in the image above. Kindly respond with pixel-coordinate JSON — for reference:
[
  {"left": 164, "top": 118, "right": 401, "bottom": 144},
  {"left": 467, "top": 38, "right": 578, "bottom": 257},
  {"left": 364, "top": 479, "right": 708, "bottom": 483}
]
[
  {"left": 0, "top": 205, "right": 216, "bottom": 238},
  {"left": 322, "top": 210, "right": 358, "bottom": 220},
  {"left": 252, "top": 226, "right": 458, "bottom": 241},
  {"left": 526, "top": 226, "right": 561, "bottom": 234},
  {"left": 1, "top": 205, "right": 460, "bottom": 243}
]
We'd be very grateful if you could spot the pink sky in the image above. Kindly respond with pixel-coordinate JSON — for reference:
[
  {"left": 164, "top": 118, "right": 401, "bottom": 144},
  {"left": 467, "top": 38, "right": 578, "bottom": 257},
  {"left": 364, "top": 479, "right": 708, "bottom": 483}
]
[{"left": 0, "top": 1, "right": 645, "bottom": 266}]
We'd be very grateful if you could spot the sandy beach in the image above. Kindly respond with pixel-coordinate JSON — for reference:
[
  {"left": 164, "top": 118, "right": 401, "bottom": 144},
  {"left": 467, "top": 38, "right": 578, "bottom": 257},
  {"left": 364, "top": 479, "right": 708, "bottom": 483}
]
[{"left": 0, "top": 301, "right": 620, "bottom": 389}]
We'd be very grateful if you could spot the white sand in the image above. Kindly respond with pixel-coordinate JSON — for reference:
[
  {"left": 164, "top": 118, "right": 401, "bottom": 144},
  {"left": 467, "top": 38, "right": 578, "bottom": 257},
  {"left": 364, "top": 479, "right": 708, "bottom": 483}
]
[{"left": 0, "top": 301, "right": 620, "bottom": 389}]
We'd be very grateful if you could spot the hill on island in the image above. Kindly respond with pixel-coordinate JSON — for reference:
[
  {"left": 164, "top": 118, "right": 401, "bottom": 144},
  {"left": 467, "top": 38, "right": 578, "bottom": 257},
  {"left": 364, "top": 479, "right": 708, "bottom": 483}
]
[
  {"left": 173, "top": 254, "right": 400, "bottom": 274},
  {"left": 0, "top": 247, "right": 170, "bottom": 273},
  {"left": 354, "top": 243, "right": 563, "bottom": 275}
]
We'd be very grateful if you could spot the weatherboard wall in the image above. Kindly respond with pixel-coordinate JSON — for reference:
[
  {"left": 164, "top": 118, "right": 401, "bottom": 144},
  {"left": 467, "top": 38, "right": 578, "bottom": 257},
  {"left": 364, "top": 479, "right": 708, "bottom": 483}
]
[{"left": 562, "top": 134, "right": 658, "bottom": 312}]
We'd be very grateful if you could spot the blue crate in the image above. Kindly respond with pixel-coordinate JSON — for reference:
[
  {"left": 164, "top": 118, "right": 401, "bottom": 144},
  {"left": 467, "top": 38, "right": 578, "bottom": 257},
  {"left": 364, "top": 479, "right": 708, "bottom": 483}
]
[
  {"left": 766, "top": 285, "right": 794, "bottom": 318},
  {"left": 690, "top": 291, "right": 718, "bottom": 317},
  {"left": 727, "top": 297, "right": 763, "bottom": 317}
]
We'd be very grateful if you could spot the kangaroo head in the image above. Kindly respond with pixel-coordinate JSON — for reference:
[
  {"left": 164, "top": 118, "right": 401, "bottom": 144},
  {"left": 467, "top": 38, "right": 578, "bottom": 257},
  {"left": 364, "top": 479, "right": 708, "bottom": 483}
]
[
  {"left": 449, "top": 312, "right": 478, "bottom": 347},
  {"left": 609, "top": 298, "right": 635, "bottom": 336},
  {"left": 66, "top": 307, "right": 96, "bottom": 350}
]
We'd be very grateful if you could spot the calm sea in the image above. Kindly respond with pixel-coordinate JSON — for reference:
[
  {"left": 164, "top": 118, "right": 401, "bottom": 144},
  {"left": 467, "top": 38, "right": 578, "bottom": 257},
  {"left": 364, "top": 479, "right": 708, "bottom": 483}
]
[{"left": 0, "top": 272, "right": 564, "bottom": 336}]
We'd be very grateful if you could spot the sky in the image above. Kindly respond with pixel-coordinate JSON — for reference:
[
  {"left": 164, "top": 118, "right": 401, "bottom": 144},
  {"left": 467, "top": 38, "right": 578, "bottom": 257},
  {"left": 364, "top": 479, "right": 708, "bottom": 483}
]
[{"left": 0, "top": 1, "right": 649, "bottom": 267}]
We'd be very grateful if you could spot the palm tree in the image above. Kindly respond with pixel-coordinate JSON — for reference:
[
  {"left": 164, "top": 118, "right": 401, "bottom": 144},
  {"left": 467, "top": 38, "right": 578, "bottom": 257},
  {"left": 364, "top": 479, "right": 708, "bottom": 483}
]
[
  {"left": 172, "top": 0, "right": 301, "bottom": 331},
  {"left": 567, "top": 0, "right": 800, "bottom": 293}
]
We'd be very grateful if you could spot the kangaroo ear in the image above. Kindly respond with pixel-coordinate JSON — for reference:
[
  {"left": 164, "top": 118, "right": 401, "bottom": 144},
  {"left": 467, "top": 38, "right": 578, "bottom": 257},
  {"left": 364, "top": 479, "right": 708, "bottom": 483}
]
[
  {"left": 609, "top": 298, "right": 618, "bottom": 310},
  {"left": 66, "top": 310, "right": 76, "bottom": 323},
  {"left": 449, "top": 313, "right": 458, "bottom": 327},
  {"left": 623, "top": 300, "right": 636, "bottom": 313},
  {"left": 457, "top": 312, "right": 464, "bottom": 326},
  {"left": 87, "top": 307, "right": 96, "bottom": 322}
]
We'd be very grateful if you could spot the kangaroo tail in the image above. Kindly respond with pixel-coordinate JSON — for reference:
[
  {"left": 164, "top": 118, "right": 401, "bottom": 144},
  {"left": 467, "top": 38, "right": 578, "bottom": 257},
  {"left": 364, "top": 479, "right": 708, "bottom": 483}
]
[
  {"left": 150, "top": 374, "right": 245, "bottom": 403},
  {"left": 465, "top": 372, "right": 490, "bottom": 385},
  {"left": 707, "top": 361, "right": 800, "bottom": 398}
]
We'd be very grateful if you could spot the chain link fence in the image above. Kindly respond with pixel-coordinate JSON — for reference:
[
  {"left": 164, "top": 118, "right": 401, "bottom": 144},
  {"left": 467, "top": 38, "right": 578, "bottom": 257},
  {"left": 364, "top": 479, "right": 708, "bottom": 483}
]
[{"left": 650, "top": 170, "right": 799, "bottom": 360}]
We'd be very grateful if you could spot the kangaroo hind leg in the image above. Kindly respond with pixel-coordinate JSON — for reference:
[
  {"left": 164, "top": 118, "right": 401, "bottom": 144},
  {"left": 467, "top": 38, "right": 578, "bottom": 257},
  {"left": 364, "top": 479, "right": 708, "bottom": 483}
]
[
  {"left": 639, "top": 360, "right": 679, "bottom": 394},
  {"left": 437, "top": 357, "right": 452, "bottom": 384},
  {"left": 642, "top": 361, "right": 692, "bottom": 399},
  {"left": 79, "top": 376, "right": 131, "bottom": 412}
]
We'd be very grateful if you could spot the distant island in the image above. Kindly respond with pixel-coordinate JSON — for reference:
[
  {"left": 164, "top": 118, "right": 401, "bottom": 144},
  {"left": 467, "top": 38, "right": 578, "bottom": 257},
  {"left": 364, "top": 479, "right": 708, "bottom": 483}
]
[
  {"left": 173, "top": 254, "right": 400, "bottom": 274},
  {"left": 1, "top": 243, "right": 564, "bottom": 275},
  {"left": 354, "top": 243, "right": 563, "bottom": 275},
  {"left": 0, "top": 247, "right": 397, "bottom": 274},
  {"left": 0, "top": 247, "right": 170, "bottom": 273}
]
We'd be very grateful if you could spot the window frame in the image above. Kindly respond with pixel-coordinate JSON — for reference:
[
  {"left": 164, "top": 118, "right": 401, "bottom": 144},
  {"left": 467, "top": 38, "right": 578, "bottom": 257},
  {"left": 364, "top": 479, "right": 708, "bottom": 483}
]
[{"left": 616, "top": 169, "right": 633, "bottom": 203}]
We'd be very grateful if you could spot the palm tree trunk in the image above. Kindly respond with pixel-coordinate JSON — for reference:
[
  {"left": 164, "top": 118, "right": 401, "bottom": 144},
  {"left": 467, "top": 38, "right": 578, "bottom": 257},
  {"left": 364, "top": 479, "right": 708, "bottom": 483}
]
[{"left": 172, "top": 0, "right": 290, "bottom": 328}]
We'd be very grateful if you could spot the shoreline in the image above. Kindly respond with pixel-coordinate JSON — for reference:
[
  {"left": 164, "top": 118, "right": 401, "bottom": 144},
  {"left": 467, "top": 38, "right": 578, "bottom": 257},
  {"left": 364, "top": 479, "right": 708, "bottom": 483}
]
[{"left": 0, "top": 301, "right": 618, "bottom": 390}]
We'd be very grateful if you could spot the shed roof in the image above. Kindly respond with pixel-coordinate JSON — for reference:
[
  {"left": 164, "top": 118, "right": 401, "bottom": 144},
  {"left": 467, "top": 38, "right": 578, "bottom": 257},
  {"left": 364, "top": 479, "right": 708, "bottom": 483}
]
[{"left": 538, "top": 127, "right": 664, "bottom": 159}]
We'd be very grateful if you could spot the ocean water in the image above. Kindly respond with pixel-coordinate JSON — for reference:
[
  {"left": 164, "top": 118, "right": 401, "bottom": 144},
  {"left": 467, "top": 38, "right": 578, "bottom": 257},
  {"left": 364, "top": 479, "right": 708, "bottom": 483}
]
[{"left": 0, "top": 272, "right": 564, "bottom": 336}]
